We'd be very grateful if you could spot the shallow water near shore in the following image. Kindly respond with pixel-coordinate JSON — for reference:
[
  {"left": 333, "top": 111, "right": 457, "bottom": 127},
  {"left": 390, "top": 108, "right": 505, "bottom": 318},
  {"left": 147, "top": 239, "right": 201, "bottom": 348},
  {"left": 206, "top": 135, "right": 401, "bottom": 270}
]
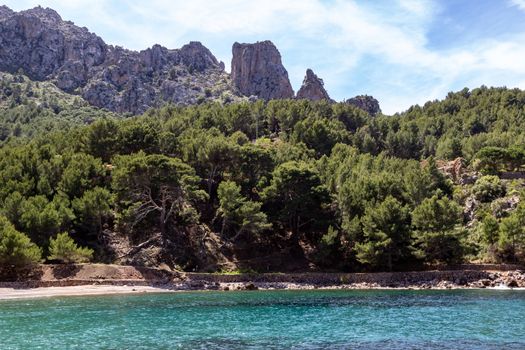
[{"left": 1, "top": 289, "right": 524, "bottom": 349}]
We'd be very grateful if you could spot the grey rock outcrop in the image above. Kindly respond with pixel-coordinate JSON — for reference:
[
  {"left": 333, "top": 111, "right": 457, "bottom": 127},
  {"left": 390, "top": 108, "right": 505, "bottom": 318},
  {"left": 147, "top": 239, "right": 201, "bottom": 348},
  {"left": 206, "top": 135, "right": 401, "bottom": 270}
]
[
  {"left": 296, "top": 69, "right": 331, "bottom": 101},
  {"left": 0, "top": 6, "right": 233, "bottom": 114},
  {"left": 0, "top": 5, "right": 14, "bottom": 18},
  {"left": 179, "top": 41, "right": 221, "bottom": 72},
  {"left": 231, "top": 41, "right": 294, "bottom": 100},
  {"left": 0, "top": 6, "right": 106, "bottom": 85},
  {"left": 345, "top": 95, "right": 381, "bottom": 116}
]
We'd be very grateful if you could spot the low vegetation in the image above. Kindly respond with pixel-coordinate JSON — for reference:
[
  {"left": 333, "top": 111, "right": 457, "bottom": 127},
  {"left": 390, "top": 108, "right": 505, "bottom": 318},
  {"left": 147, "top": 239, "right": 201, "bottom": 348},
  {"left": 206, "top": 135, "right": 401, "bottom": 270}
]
[
  {"left": 0, "top": 71, "right": 117, "bottom": 144},
  {"left": 48, "top": 232, "right": 93, "bottom": 264}
]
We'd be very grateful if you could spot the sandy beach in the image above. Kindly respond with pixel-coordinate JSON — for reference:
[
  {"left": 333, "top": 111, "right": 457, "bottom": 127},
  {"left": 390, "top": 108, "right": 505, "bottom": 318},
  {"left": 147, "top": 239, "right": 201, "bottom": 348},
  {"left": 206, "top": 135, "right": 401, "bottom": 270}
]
[
  {"left": 0, "top": 263, "right": 524, "bottom": 300},
  {"left": 0, "top": 285, "right": 172, "bottom": 300},
  {"left": 1, "top": 281, "right": 524, "bottom": 300}
]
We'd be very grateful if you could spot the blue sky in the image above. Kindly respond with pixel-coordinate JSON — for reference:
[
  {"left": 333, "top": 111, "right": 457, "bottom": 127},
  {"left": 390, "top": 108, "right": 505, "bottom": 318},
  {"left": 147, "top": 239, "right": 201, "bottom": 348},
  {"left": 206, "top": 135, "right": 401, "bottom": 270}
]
[{"left": 4, "top": 0, "right": 525, "bottom": 114}]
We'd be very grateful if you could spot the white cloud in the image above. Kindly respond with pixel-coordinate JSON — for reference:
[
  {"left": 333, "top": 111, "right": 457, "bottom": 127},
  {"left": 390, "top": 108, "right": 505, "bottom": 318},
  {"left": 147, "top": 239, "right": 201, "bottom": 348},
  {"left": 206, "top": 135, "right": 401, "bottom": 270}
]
[
  {"left": 510, "top": 0, "right": 525, "bottom": 11},
  {"left": 3, "top": 0, "right": 525, "bottom": 114}
]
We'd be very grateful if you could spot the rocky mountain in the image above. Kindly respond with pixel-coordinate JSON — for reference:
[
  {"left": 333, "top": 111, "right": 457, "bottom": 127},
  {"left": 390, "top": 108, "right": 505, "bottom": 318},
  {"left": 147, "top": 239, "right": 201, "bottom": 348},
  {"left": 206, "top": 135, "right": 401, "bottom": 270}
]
[
  {"left": 0, "top": 5, "right": 382, "bottom": 115},
  {"left": 296, "top": 69, "right": 331, "bottom": 101},
  {"left": 345, "top": 95, "right": 382, "bottom": 116},
  {"left": 0, "top": 6, "right": 233, "bottom": 114},
  {"left": 0, "top": 5, "right": 13, "bottom": 17},
  {"left": 0, "top": 71, "right": 116, "bottom": 142},
  {"left": 231, "top": 41, "right": 294, "bottom": 100}
]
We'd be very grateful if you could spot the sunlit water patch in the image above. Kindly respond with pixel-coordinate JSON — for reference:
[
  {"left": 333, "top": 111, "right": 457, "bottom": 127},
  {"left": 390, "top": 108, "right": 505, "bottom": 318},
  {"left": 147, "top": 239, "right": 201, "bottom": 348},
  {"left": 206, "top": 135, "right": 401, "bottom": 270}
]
[{"left": 0, "top": 289, "right": 524, "bottom": 349}]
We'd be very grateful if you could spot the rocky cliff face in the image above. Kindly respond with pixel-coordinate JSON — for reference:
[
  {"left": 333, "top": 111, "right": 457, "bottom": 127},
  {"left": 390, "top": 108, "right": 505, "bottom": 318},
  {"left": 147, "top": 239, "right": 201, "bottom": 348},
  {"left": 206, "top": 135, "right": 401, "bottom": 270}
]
[
  {"left": 0, "top": 5, "right": 14, "bottom": 18},
  {"left": 345, "top": 95, "right": 381, "bottom": 116},
  {"left": 231, "top": 41, "right": 294, "bottom": 100},
  {"left": 296, "top": 69, "right": 331, "bottom": 101},
  {"left": 0, "top": 6, "right": 234, "bottom": 114},
  {"left": 0, "top": 6, "right": 381, "bottom": 114}
]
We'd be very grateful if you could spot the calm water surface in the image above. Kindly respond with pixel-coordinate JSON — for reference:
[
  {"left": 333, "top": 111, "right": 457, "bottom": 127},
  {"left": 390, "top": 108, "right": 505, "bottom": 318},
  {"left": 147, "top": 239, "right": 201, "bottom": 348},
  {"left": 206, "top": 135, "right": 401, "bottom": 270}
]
[{"left": 0, "top": 289, "right": 524, "bottom": 349}]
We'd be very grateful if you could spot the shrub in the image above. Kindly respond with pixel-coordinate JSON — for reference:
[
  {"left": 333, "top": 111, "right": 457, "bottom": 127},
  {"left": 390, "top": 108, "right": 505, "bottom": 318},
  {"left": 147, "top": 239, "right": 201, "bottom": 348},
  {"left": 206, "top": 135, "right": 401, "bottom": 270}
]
[
  {"left": 48, "top": 232, "right": 93, "bottom": 263},
  {"left": 0, "top": 216, "right": 42, "bottom": 268},
  {"left": 472, "top": 175, "right": 506, "bottom": 202}
]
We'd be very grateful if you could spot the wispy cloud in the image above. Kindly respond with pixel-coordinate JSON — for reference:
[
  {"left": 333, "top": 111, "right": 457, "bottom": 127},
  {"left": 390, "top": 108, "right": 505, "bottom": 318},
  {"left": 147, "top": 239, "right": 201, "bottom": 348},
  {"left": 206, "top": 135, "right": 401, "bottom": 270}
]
[
  {"left": 3, "top": 0, "right": 525, "bottom": 114},
  {"left": 510, "top": 0, "right": 525, "bottom": 11}
]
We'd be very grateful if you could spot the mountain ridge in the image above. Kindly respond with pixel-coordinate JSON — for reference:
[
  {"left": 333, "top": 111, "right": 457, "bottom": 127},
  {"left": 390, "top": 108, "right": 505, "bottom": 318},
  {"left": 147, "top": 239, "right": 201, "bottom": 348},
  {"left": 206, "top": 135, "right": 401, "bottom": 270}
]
[
  {"left": 0, "top": 5, "right": 380, "bottom": 115},
  {"left": 0, "top": 5, "right": 233, "bottom": 114}
]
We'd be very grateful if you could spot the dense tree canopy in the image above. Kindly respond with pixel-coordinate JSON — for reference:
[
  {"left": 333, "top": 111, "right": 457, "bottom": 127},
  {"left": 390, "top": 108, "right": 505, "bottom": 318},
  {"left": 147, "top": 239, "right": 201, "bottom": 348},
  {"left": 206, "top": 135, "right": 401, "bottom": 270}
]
[
  {"left": 0, "top": 215, "right": 41, "bottom": 268},
  {"left": 1, "top": 85, "right": 525, "bottom": 271},
  {"left": 112, "top": 152, "right": 207, "bottom": 236}
]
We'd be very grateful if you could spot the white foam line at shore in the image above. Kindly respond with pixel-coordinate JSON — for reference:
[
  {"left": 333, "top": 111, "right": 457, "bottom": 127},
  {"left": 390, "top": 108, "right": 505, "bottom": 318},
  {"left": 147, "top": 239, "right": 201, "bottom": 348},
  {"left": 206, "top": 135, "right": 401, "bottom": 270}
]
[{"left": 488, "top": 286, "right": 525, "bottom": 290}]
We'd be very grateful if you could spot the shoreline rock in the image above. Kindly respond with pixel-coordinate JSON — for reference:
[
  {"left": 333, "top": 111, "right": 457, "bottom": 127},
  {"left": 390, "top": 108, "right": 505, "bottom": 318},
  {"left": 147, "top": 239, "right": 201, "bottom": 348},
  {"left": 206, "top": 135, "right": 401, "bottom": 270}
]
[
  {"left": 1, "top": 264, "right": 524, "bottom": 292},
  {"left": 184, "top": 269, "right": 525, "bottom": 291}
]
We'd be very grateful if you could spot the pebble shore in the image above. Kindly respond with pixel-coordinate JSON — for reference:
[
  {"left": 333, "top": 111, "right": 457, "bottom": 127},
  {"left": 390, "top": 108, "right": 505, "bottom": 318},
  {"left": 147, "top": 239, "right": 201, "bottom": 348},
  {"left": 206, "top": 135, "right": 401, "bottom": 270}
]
[{"left": 1, "top": 265, "right": 524, "bottom": 299}]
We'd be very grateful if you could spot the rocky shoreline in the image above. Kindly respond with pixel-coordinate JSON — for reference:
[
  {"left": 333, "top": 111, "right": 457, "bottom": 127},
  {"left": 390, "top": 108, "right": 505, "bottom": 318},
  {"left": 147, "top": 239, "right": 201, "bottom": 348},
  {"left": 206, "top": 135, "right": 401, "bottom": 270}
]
[
  {"left": 182, "top": 269, "right": 525, "bottom": 291},
  {"left": 1, "top": 264, "right": 524, "bottom": 295}
]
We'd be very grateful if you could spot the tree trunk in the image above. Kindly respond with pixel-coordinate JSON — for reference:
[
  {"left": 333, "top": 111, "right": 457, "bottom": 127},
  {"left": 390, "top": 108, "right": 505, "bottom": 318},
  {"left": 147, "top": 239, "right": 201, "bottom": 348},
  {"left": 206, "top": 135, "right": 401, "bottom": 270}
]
[{"left": 160, "top": 207, "right": 166, "bottom": 236}]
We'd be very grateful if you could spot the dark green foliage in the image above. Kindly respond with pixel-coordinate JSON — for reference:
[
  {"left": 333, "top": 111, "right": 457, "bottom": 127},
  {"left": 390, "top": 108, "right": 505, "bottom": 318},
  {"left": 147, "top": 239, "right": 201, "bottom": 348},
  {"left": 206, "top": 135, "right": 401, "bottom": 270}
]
[
  {"left": 84, "top": 119, "right": 120, "bottom": 162},
  {"left": 72, "top": 187, "right": 112, "bottom": 237},
  {"left": 112, "top": 152, "right": 207, "bottom": 235},
  {"left": 178, "top": 128, "right": 239, "bottom": 198},
  {"left": 412, "top": 195, "right": 465, "bottom": 264},
  {"left": 497, "top": 204, "right": 525, "bottom": 261},
  {"left": 18, "top": 195, "right": 75, "bottom": 247},
  {"left": 471, "top": 176, "right": 506, "bottom": 202},
  {"left": 291, "top": 117, "right": 349, "bottom": 156},
  {"left": 0, "top": 216, "right": 41, "bottom": 268},
  {"left": 481, "top": 215, "right": 499, "bottom": 246},
  {"left": 216, "top": 181, "right": 271, "bottom": 240},
  {"left": 474, "top": 146, "right": 525, "bottom": 174},
  {"left": 262, "top": 161, "right": 331, "bottom": 239},
  {"left": 355, "top": 196, "right": 411, "bottom": 271},
  {"left": 48, "top": 232, "right": 93, "bottom": 263},
  {"left": 58, "top": 153, "right": 105, "bottom": 199},
  {"left": 354, "top": 87, "right": 525, "bottom": 160},
  {"left": 1, "top": 86, "right": 525, "bottom": 271}
]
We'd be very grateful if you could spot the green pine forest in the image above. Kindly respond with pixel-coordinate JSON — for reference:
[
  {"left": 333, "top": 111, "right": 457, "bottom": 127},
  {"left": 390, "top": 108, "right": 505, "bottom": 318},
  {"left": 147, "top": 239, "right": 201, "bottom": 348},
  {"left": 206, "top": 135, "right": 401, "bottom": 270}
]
[{"left": 1, "top": 71, "right": 525, "bottom": 273}]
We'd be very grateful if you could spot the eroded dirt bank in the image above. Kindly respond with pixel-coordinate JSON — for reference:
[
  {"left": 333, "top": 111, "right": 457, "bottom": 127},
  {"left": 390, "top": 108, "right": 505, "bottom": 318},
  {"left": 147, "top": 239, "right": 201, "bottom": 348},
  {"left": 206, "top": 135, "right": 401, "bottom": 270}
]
[{"left": 1, "top": 264, "right": 524, "bottom": 295}]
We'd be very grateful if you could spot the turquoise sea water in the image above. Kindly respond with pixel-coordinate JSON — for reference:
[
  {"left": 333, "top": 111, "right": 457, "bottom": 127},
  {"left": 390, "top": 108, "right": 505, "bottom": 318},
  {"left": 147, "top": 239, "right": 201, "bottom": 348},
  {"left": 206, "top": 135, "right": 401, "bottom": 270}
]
[{"left": 0, "top": 289, "right": 524, "bottom": 349}]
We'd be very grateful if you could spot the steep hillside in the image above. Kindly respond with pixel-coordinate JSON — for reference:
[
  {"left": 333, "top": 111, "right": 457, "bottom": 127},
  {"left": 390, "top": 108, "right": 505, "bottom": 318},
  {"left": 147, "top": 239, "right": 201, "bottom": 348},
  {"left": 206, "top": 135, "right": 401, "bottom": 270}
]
[
  {"left": 349, "top": 86, "right": 525, "bottom": 160},
  {"left": 0, "top": 5, "right": 236, "bottom": 114},
  {"left": 0, "top": 90, "right": 524, "bottom": 273},
  {"left": 0, "top": 71, "right": 116, "bottom": 143}
]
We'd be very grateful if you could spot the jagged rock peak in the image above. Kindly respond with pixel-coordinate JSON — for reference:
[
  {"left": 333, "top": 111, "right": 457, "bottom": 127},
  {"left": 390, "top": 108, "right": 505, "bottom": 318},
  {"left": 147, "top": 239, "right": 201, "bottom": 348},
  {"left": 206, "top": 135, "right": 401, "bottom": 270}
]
[
  {"left": 231, "top": 40, "right": 294, "bottom": 100},
  {"left": 0, "top": 6, "right": 107, "bottom": 83},
  {"left": 179, "top": 41, "right": 222, "bottom": 72},
  {"left": 138, "top": 41, "right": 223, "bottom": 73},
  {"left": 296, "top": 68, "right": 331, "bottom": 101},
  {"left": 0, "top": 5, "right": 14, "bottom": 18},
  {"left": 20, "top": 5, "right": 63, "bottom": 23},
  {"left": 345, "top": 95, "right": 382, "bottom": 116},
  {"left": 0, "top": 6, "right": 233, "bottom": 114}
]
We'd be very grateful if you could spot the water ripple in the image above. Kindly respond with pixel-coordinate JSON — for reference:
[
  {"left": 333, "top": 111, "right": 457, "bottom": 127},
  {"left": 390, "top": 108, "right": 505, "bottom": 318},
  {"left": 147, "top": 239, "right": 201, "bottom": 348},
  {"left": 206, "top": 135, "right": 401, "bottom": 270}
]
[{"left": 0, "top": 289, "right": 524, "bottom": 349}]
